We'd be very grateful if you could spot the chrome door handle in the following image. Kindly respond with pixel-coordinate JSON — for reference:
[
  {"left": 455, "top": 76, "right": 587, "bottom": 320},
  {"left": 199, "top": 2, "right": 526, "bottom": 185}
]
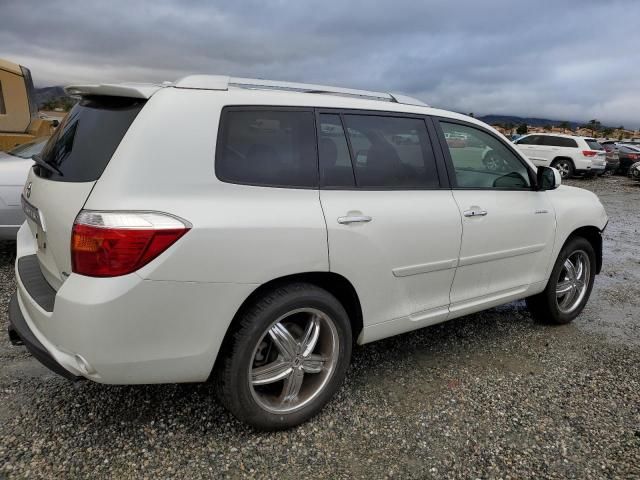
[
  {"left": 337, "top": 215, "right": 372, "bottom": 224},
  {"left": 463, "top": 208, "right": 487, "bottom": 217}
]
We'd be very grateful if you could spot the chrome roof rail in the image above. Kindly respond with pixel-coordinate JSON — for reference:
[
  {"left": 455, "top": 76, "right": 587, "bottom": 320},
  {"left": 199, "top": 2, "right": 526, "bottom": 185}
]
[
  {"left": 229, "top": 77, "right": 394, "bottom": 102},
  {"left": 175, "top": 75, "right": 429, "bottom": 106}
]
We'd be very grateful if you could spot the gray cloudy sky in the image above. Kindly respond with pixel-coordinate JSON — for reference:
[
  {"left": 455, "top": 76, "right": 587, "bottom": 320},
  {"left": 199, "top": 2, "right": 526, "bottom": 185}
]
[{"left": 2, "top": 0, "right": 639, "bottom": 126}]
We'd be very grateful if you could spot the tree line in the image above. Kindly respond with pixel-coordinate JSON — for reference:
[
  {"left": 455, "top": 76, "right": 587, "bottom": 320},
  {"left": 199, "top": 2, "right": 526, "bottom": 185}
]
[{"left": 492, "top": 118, "right": 629, "bottom": 139}]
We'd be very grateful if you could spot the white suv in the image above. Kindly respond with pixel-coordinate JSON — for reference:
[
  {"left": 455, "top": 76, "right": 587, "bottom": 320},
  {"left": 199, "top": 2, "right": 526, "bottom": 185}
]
[
  {"left": 8, "top": 76, "right": 608, "bottom": 429},
  {"left": 514, "top": 133, "right": 606, "bottom": 178}
]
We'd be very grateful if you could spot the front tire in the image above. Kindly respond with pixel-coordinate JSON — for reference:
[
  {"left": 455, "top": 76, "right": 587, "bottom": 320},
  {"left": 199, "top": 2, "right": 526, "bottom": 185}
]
[
  {"left": 216, "top": 283, "right": 352, "bottom": 430},
  {"left": 526, "top": 236, "right": 596, "bottom": 324}
]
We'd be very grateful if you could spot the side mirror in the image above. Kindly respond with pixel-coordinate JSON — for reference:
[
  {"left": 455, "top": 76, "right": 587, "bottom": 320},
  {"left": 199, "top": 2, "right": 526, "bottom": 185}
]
[{"left": 536, "top": 166, "right": 561, "bottom": 191}]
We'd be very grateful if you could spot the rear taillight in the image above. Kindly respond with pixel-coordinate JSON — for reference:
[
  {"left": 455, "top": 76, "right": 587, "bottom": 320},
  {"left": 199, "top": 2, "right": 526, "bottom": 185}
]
[
  {"left": 629, "top": 154, "right": 640, "bottom": 160},
  {"left": 71, "top": 211, "right": 190, "bottom": 277},
  {"left": 582, "top": 150, "right": 597, "bottom": 157}
]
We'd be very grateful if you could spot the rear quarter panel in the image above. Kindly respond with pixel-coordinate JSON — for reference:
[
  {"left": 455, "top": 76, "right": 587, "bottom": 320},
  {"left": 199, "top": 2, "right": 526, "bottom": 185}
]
[{"left": 84, "top": 88, "right": 329, "bottom": 284}]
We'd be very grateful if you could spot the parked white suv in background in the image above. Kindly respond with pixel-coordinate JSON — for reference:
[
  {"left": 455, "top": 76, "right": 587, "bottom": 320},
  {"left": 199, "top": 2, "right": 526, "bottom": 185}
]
[
  {"left": 8, "top": 76, "right": 607, "bottom": 430},
  {"left": 514, "top": 133, "right": 606, "bottom": 178}
]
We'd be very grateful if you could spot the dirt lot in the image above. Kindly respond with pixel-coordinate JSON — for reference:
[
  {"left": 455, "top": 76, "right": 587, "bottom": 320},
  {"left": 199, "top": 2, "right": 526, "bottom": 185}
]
[{"left": 1, "top": 175, "right": 639, "bottom": 479}]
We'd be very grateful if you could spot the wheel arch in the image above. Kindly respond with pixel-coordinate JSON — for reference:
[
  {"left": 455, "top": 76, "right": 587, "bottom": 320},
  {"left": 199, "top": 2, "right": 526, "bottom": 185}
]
[
  {"left": 565, "top": 225, "right": 603, "bottom": 274},
  {"left": 212, "top": 272, "right": 364, "bottom": 377},
  {"left": 551, "top": 156, "right": 574, "bottom": 166}
]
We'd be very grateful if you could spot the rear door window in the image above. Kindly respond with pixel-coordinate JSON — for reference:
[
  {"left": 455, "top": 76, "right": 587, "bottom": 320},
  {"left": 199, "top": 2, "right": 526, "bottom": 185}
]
[
  {"left": 340, "top": 114, "right": 439, "bottom": 188},
  {"left": 516, "top": 135, "right": 541, "bottom": 145},
  {"left": 318, "top": 114, "right": 355, "bottom": 187},
  {"left": 37, "top": 96, "right": 145, "bottom": 182},
  {"left": 216, "top": 109, "right": 318, "bottom": 188},
  {"left": 543, "top": 136, "right": 578, "bottom": 148}
]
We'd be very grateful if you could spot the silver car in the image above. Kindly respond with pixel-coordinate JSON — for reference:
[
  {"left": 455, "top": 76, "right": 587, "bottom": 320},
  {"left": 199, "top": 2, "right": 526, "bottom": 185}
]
[{"left": 0, "top": 139, "right": 48, "bottom": 239}]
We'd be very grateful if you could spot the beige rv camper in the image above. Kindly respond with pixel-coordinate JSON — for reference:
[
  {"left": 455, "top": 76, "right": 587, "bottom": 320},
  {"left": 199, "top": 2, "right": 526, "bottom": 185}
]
[{"left": 0, "top": 58, "right": 55, "bottom": 151}]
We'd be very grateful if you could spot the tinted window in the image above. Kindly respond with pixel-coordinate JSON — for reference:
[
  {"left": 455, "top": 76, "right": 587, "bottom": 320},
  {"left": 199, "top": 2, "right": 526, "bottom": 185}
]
[
  {"left": 341, "top": 115, "right": 439, "bottom": 188},
  {"left": 216, "top": 110, "right": 317, "bottom": 188},
  {"left": 318, "top": 114, "right": 355, "bottom": 187},
  {"left": 584, "top": 139, "right": 604, "bottom": 150},
  {"left": 516, "top": 135, "right": 541, "bottom": 145},
  {"left": 37, "top": 96, "right": 145, "bottom": 182},
  {"left": 0, "top": 81, "right": 5, "bottom": 114},
  {"left": 542, "top": 136, "right": 578, "bottom": 148},
  {"left": 441, "top": 122, "right": 531, "bottom": 189}
]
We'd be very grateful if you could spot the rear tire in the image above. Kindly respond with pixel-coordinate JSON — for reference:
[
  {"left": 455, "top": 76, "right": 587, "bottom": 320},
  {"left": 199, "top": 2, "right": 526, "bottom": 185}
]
[
  {"left": 526, "top": 236, "right": 596, "bottom": 324},
  {"left": 551, "top": 158, "right": 574, "bottom": 179},
  {"left": 216, "top": 283, "right": 352, "bottom": 430}
]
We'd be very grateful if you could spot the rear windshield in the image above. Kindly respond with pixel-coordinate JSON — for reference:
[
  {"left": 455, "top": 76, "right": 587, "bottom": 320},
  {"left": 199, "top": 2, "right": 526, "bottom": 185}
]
[
  {"left": 36, "top": 96, "right": 145, "bottom": 182},
  {"left": 584, "top": 139, "right": 604, "bottom": 151}
]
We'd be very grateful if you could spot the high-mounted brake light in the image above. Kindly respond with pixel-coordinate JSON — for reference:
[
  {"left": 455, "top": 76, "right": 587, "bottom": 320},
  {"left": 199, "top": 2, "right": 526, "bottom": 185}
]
[
  {"left": 582, "top": 150, "right": 597, "bottom": 157},
  {"left": 71, "top": 211, "right": 191, "bottom": 277}
]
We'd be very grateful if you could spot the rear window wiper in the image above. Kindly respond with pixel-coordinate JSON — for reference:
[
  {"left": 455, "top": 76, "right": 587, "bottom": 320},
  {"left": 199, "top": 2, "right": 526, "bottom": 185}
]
[{"left": 32, "top": 154, "right": 63, "bottom": 177}]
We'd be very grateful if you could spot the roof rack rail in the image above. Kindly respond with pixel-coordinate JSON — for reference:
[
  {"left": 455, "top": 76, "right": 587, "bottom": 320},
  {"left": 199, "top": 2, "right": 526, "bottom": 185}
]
[
  {"left": 174, "top": 75, "right": 429, "bottom": 107},
  {"left": 230, "top": 77, "right": 394, "bottom": 102}
]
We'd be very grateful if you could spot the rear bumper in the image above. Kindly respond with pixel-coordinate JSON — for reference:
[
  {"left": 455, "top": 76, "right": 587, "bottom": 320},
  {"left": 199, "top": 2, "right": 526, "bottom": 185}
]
[
  {"left": 11, "top": 223, "right": 256, "bottom": 384},
  {"left": 7, "top": 293, "right": 81, "bottom": 381}
]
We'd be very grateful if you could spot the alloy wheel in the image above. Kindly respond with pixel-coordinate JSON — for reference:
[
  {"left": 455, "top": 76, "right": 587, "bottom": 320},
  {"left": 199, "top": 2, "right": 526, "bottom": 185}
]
[
  {"left": 249, "top": 308, "right": 339, "bottom": 414},
  {"left": 555, "top": 250, "right": 590, "bottom": 314},
  {"left": 555, "top": 161, "right": 571, "bottom": 178}
]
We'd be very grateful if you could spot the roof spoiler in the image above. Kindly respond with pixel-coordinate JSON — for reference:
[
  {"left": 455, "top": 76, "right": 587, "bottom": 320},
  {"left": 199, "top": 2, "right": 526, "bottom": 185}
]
[{"left": 65, "top": 83, "right": 167, "bottom": 99}]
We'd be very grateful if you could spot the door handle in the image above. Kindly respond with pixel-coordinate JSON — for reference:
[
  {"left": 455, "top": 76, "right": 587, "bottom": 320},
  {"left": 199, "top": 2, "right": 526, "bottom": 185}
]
[
  {"left": 463, "top": 208, "right": 487, "bottom": 217},
  {"left": 337, "top": 215, "right": 372, "bottom": 224}
]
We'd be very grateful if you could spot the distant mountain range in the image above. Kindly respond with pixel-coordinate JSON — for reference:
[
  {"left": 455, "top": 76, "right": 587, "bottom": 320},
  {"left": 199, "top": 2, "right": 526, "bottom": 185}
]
[
  {"left": 34, "top": 86, "right": 67, "bottom": 107},
  {"left": 476, "top": 114, "right": 620, "bottom": 130}
]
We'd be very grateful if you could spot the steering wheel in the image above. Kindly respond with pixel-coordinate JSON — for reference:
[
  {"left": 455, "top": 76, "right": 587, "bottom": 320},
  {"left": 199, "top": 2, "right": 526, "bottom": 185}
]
[{"left": 482, "top": 151, "right": 507, "bottom": 172}]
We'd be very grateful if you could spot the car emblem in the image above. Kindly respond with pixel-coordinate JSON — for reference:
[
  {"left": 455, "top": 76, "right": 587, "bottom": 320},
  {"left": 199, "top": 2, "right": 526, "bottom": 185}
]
[{"left": 25, "top": 182, "right": 32, "bottom": 199}]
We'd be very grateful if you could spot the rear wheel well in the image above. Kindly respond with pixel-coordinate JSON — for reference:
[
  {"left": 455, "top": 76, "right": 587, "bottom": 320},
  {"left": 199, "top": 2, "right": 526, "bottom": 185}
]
[
  {"left": 566, "top": 226, "right": 603, "bottom": 273},
  {"left": 552, "top": 156, "right": 574, "bottom": 166},
  {"left": 215, "top": 273, "right": 363, "bottom": 375}
]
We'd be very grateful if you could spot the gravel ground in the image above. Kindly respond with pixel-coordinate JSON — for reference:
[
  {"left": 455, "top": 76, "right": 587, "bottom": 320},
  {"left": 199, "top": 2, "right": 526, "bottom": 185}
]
[{"left": 1, "top": 175, "right": 639, "bottom": 479}]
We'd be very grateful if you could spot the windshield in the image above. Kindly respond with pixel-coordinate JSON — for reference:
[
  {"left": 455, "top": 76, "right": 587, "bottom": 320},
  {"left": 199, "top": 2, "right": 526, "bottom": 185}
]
[
  {"left": 37, "top": 95, "right": 146, "bottom": 182},
  {"left": 7, "top": 139, "right": 48, "bottom": 159}
]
